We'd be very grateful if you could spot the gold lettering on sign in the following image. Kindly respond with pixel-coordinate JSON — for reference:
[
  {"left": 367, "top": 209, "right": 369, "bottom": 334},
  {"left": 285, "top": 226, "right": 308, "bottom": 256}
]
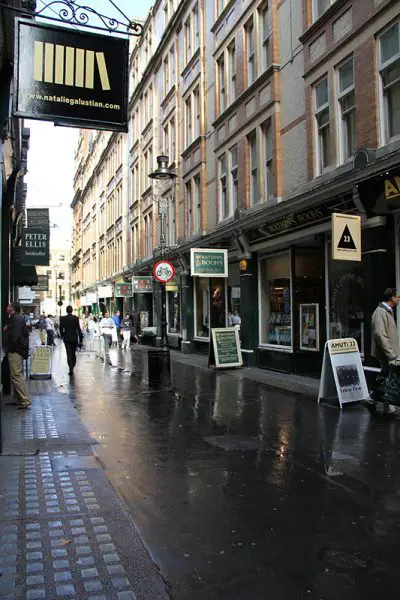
[
  {"left": 384, "top": 177, "right": 400, "bottom": 200},
  {"left": 33, "top": 43, "right": 111, "bottom": 91}
]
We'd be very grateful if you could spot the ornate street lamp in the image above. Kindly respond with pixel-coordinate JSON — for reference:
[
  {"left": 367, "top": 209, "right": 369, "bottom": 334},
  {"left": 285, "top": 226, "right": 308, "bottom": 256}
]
[{"left": 148, "top": 155, "right": 177, "bottom": 388}]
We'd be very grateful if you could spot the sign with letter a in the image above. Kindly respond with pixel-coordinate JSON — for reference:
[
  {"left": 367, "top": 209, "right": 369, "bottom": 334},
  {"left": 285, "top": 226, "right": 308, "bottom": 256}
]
[{"left": 318, "top": 338, "right": 370, "bottom": 409}]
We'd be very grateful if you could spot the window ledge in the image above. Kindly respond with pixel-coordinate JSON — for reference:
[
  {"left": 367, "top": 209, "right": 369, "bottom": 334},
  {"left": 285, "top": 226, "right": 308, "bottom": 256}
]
[
  {"left": 161, "top": 84, "right": 177, "bottom": 110},
  {"left": 194, "top": 337, "right": 210, "bottom": 342},
  {"left": 299, "top": 0, "right": 348, "bottom": 44},
  {"left": 211, "top": 0, "right": 236, "bottom": 34},
  {"left": 258, "top": 344, "right": 293, "bottom": 353},
  {"left": 212, "top": 65, "right": 278, "bottom": 129},
  {"left": 141, "top": 117, "right": 153, "bottom": 138},
  {"left": 181, "top": 47, "right": 201, "bottom": 79},
  {"left": 181, "top": 135, "right": 203, "bottom": 159}
]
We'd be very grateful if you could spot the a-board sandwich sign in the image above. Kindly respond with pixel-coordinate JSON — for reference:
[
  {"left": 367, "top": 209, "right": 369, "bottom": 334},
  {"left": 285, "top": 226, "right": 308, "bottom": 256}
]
[
  {"left": 318, "top": 338, "right": 370, "bottom": 409},
  {"left": 30, "top": 345, "right": 53, "bottom": 380},
  {"left": 14, "top": 19, "right": 129, "bottom": 132},
  {"left": 209, "top": 327, "right": 243, "bottom": 369}
]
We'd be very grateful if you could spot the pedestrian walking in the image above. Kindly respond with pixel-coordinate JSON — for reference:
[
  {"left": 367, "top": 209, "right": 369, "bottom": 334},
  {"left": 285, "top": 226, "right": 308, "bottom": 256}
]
[
  {"left": 45, "top": 314, "right": 56, "bottom": 346},
  {"left": 120, "top": 314, "right": 133, "bottom": 350},
  {"left": 99, "top": 311, "right": 115, "bottom": 356},
  {"left": 38, "top": 313, "right": 47, "bottom": 345},
  {"left": 59, "top": 306, "right": 83, "bottom": 376},
  {"left": 87, "top": 315, "right": 96, "bottom": 348},
  {"left": 3, "top": 302, "right": 31, "bottom": 409},
  {"left": 112, "top": 310, "right": 121, "bottom": 347},
  {"left": 369, "top": 288, "right": 400, "bottom": 415},
  {"left": 131, "top": 310, "right": 140, "bottom": 344}
]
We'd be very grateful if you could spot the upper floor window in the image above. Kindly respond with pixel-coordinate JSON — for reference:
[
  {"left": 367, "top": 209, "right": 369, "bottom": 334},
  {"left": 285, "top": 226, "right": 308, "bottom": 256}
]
[
  {"left": 246, "top": 20, "right": 256, "bottom": 86},
  {"left": 229, "top": 146, "right": 238, "bottom": 214},
  {"left": 260, "top": 4, "right": 271, "bottom": 71},
  {"left": 217, "top": 55, "right": 226, "bottom": 113},
  {"left": 314, "top": 77, "right": 331, "bottom": 174},
  {"left": 261, "top": 122, "right": 273, "bottom": 201},
  {"left": 185, "top": 96, "right": 193, "bottom": 147},
  {"left": 228, "top": 42, "right": 236, "bottom": 104},
  {"left": 337, "top": 57, "right": 355, "bottom": 162},
  {"left": 193, "top": 3, "right": 200, "bottom": 50},
  {"left": 379, "top": 22, "right": 400, "bottom": 142},
  {"left": 313, "top": 0, "right": 336, "bottom": 22},
  {"left": 194, "top": 86, "right": 200, "bottom": 138},
  {"left": 186, "top": 181, "right": 193, "bottom": 236},
  {"left": 247, "top": 131, "right": 259, "bottom": 206},
  {"left": 163, "top": 56, "right": 170, "bottom": 96},
  {"left": 194, "top": 174, "right": 201, "bottom": 234},
  {"left": 184, "top": 17, "right": 192, "bottom": 64},
  {"left": 219, "top": 155, "right": 228, "bottom": 220}
]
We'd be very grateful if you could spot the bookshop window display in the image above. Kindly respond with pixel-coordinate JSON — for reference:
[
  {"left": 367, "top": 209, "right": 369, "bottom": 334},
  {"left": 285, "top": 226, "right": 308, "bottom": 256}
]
[{"left": 260, "top": 252, "right": 292, "bottom": 347}]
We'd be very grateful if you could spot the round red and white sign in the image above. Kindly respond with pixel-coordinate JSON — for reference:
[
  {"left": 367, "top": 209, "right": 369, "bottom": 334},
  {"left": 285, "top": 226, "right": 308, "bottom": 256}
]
[{"left": 153, "top": 260, "right": 175, "bottom": 283}]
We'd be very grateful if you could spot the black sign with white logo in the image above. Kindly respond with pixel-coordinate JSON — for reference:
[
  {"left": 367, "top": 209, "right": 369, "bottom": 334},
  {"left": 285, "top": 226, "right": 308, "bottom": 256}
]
[
  {"left": 27, "top": 208, "right": 49, "bottom": 228},
  {"left": 14, "top": 19, "right": 129, "bottom": 132},
  {"left": 22, "top": 228, "right": 50, "bottom": 266},
  {"left": 32, "top": 274, "right": 49, "bottom": 291}
]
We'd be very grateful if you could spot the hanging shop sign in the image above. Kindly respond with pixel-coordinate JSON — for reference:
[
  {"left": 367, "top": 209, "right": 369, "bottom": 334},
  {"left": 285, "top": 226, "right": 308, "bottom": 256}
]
[
  {"left": 318, "top": 338, "right": 369, "bottom": 409},
  {"left": 331, "top": 213, "right": 361, "bottom": 261},
  {"left": 209, "top": 327, "right": 243, "bottom": 369},
  {"left": 86, "top": 292, "right": 98, "bottom": 304},
  {"left": 153, "top": 261, "right": 175, "bottom": 283},
  {"left": 115, "top": 283, "right": 133, "bottom": 297},
  {"left": 190, "top": 248, "right": 228, "bottom": 277},
  {"left": 80, "top": 294, "right": 87, "bottom": 306},
  {"left": 26, "top": 208, "right": 49, "bottom": 228},
  {"left": 31, "top": 274, "right": 48, "bottom": 291},
  {"left": 97, "top": 285, "right": 113, "bottom": 298},
  {"left": 166, "top": 279, "right": 179, "bottom": 292},
  {"left": 14, "top": 19, "right": 129, "bottom": 132},
  {"left": 21, "top": 227, "right": 50, "bottom": 266},
  {"left": 132, "top": 276, "right": 153, "bottom": 293}
]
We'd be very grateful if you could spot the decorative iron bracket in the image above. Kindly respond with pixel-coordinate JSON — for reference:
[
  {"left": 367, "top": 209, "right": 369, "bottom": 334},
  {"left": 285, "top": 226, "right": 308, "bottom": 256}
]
[{"left": 0, "top": 0, "right": 144, "bottom": 37}]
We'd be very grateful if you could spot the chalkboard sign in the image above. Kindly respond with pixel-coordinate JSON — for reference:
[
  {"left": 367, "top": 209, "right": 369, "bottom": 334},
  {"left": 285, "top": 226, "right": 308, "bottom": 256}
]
[{"left": 210, "top": 327, "right": 243, "bottom": 369}]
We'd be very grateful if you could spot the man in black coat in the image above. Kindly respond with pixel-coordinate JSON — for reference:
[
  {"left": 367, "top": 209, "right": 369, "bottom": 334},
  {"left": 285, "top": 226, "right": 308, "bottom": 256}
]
[{"left": 59, "top": 306, "right": 83, "bottom": 375}]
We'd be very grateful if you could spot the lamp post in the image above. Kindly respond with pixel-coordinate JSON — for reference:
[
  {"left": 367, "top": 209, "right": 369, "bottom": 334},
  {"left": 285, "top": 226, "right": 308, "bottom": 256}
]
[{"left": 148, "top": 155, "right": 177, "bottom": 388}]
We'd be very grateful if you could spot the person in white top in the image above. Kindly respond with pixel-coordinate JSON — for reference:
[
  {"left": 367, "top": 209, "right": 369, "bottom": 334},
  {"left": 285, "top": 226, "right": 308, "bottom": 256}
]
[
  {"left": 99, "top": 311, "right": 115, "bottom": 356},
  {"left": 45, "top": 315, "right": 56, "bottom": 346}
]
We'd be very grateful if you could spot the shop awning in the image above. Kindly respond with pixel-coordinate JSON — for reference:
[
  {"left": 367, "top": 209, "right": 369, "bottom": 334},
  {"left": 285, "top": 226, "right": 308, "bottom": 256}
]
[{"left": 13, "top": 263, "right": 38, "bottom": 287}]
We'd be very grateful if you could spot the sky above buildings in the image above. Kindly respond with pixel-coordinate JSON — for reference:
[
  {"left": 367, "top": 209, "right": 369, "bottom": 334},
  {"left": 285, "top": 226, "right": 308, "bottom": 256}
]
[{"left": 25, "top": 0, "right": 154, "bottom": 249}]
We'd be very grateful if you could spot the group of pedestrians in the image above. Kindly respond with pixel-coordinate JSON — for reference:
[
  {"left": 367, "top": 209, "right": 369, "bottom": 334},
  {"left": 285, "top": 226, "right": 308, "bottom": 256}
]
[
  {"left": 37, "top": 313, "right": 57, "bottom": 346},
  {"left": 99, "top": 310, "right": 140, "bottom": 354}
]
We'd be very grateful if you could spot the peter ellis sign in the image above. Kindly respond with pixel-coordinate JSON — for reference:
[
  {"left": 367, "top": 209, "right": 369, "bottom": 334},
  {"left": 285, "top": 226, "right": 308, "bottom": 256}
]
[
  {"left": 22, "top": 228, "right": 49, "bottom": 266},
  {"left": 14, "top": 19, "right": 129, "bottom": 132}
]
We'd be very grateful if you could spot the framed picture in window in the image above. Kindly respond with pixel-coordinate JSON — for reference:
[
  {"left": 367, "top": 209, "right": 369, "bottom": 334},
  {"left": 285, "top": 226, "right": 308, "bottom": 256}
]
[{"left": 299, "top": 303, "right": 319, "bottom": 352}]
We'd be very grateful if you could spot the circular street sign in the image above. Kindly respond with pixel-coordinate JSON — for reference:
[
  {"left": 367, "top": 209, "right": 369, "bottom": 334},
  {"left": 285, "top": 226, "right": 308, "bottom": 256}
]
[
  {"left": 57, "top": 301, "right": 64, "bottom": 307},
  {"left": 153, "top": 260, "right": 175, "bottom": 283}
]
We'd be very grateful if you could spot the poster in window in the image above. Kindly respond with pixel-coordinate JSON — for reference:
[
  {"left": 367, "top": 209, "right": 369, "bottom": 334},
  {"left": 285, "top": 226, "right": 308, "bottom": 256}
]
[{"left": 299, "top": 303, "right": 319, "bottom": 352}]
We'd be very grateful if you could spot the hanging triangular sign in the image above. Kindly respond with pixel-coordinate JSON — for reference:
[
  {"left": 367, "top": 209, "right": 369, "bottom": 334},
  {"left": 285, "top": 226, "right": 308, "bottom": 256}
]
[{"left": 337, "top": 225, "right": 356, "bottom": 250}]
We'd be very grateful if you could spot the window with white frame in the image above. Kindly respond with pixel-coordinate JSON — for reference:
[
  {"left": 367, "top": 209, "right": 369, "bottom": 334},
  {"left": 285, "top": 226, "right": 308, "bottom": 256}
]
[
  {"left": 246, "top": 20, "right": 256, "bottom": 86},
  {"left": 229, "top": 146, "right": 238, "bottom": 214},
  {"left": 148, "top": 85, "right": 153, "bottom": 120},
  {"left": 134, "top": 163, "right": 140, "bottom": 198},
  {"left": 170, "top": 44, "right": 176, "bottom": 84},
  {"left": 260, "top": 3, "right": 271, "bottom": 71},
  {"left": 379, "top": 22, "right": 400, "bottom": 142},
  {"left": 194, "top": 174, "right": 201, "bottom": 234},
  {"left": 261, "top": 122, "right": 273, "bottom": 201},
  {"left": 163, "top": 124, "right": 169, "bottom": 157},
  {"left": 314, "top": 77, "right": 331, "bottom": 174},
  {"left": 194, "top": 86, "right": 200, "bottom": 138},
  {"left": 171, "top": 118, "right": 176, "bottom": 161},
  {"left": 313, "top": 0, "right": 336, "bottom": 22},
  {"left": 228, "top": 41, "right": 236, "bottom": 104},
  {"left": 186, "top": 181, "right": 193, "bottom": 236},
  {"left": 193, "top": 3, "right": 200, "bottom": 50},
  {"left": 163, "top": 55, "right": 169, "bottom": 96},
  {"left": 217, "top": 55, "right": 226, "bottom": 113},
  {"left": 248, "top": 131, "right": 259, "bottom": 206},
  {"left": 168, "top": 197, "right": 176, "bottom": 245},
  {"left": 219, "top": 155, "right": 228, "bottom": 220},
  {"left": 337, "top": 57, "right": 356, "bottom": 162},
  {"left": 194, "top": 278, "right": 210, "bottom": 338},
  {"left": 184, "top": 17, "right": 192, "bottom": 64},
  {"left": 185, "top": 96, "right": 193, "bottom": 146}
]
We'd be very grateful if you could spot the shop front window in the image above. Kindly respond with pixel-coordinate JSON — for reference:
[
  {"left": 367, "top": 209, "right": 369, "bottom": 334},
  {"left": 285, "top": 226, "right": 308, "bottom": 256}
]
[
  {"left": 329, "top": 252, "right": 364, "bottom": 354},
  {"left": 210, "top": 278, "right": 226, "bottom": 328},
  {"left": 194, "top": 278, "right": 210, "bottom": 338},
  {"left": 260, "top": 252, "right": 292, "bottom": 347},
  {"left": 167, "top": 291, "right": 181, "bottom": 334}
]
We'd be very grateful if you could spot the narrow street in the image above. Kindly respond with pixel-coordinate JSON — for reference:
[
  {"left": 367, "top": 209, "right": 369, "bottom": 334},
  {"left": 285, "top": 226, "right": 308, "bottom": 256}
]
[{"left": 47, "top": 342, "right": 400, "bottom": 600}]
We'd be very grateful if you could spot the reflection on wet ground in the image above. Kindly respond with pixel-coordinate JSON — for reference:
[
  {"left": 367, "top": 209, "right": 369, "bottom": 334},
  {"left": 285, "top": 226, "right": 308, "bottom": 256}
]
[{"left": 52, "top": 342, "right": 400, "bottom": 600}]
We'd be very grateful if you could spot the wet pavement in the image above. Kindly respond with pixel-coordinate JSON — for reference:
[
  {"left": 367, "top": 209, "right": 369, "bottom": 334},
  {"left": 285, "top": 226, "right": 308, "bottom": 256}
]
[{"left": 52, "top": 341, "right": 400, "bottom": 600}]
